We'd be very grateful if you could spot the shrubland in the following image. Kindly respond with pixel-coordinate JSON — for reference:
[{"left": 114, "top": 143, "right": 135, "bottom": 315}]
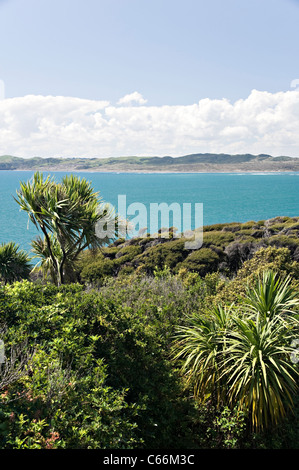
[
  {"left": 0, "top": 173, "right": 298, "bottom": 449},
  {"left": 75, "top": 216, "right": 299, "bottom": 285},
  {"left": 0, "top": 241, "right": 298, "bottom": 448}
]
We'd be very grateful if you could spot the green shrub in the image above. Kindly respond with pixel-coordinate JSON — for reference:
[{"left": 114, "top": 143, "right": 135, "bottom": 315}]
[
  {"left": 118, "top": 265, "right": 135, "bottom": 276},
  {"left": 136, "top": 239, "right": 187, "bottom": 274},
  {"left": 114, "top": 245, "right": 142, "bottom": 266},
  {"left": 268, "top": 235, "right": 299, "bottom": 251},
  {"left": 80, "top": 258, "right": 116, "bottom": 284},
  {"left": 180, "top": 248, "right": 220, "bottom": 276},
  {"left": 203, "top": 223, "right": 226, "bottom": 232},
  {"left": 102, "top": 246, "right": 119, "bottom": 258},
  {"left": 239, "top": 221, "right": 256, "bottom": 229},
  {"left": 203, "top": 231, "right": 234, "bottom": 247},
  {"left": 222, "top": 223, "right": 242, "bottom": 232},
  {"left": 0, "top": 279, "right": 201, "bottom": 449}
]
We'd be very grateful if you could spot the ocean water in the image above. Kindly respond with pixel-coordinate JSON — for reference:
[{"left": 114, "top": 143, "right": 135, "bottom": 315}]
[{"left": 0, "top": 170, "right": 298, "bottom": 253}]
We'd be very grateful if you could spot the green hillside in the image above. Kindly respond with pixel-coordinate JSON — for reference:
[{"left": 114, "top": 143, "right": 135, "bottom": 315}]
[
  {"left": 1, "top": 153, "right": 299, "bottom": 172},
  {"left": 76, "top": 216, "right": 299, "bottom": 285}
]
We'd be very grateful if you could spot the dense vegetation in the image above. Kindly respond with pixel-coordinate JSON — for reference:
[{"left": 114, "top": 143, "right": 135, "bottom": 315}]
[
  {"left": 0, "top": 248, "right": 298, "bottom": 449},
  {"left": 0, "top": 174, "right": 298, "bottom": 449},
  {"left": 76, "top": 216, "right": 299, "bottom": 285}
]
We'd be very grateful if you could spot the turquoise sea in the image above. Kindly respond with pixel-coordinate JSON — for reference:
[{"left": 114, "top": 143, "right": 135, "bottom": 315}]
[{"left": 0, "top": 171, "right": 299, "bottom": 253}]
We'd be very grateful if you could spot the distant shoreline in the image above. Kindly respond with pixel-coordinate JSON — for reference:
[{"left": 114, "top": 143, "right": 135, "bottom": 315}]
[
  {"left": 1, "top": 168, "right": 299, "bottom": 174},
  {"left": 1, "top": 153, "right": 299, "bottom": 173}
]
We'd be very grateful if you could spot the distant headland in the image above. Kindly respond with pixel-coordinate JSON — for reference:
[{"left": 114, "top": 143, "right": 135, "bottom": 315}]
[{"left": 1, "top": 153, "right": 299, "bottom": 173}]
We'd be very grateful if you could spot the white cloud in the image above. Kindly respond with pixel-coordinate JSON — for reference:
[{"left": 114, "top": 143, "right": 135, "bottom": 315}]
[
  {"left": 0, "top": 90, "right": 299, "bottom": 158},
  {"left": 117, "top": 92, "right": 148, "bottom": 106}
]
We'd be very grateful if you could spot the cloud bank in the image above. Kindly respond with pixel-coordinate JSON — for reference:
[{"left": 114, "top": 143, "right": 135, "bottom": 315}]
[{"left": 1, "top": 89, "right": 299, "bottom": 158}]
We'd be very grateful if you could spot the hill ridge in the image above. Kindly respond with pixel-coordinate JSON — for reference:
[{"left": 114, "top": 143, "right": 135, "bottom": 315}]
[{"left": 0, "top": 153, "right": 298, "bottom": 172}]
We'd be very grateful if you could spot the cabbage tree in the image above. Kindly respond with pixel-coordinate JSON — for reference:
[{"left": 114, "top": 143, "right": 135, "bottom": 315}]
[
  {"left": 173, "top": 270, "right": 299, "bottom": 430},
  {"left": 15, "top": 172, "right": 120, "bottom": 286},
  {"left": 0, "top": 242, "right": 32, "bottom": 284}
]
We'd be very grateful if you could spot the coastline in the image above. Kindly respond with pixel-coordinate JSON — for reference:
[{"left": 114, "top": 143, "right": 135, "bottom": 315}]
[
  {"left": 2, "top": 153, "right": 299, "bottom": 173},
  {"left": 2, "top": 167, "right": 299, "bottom": 174}
]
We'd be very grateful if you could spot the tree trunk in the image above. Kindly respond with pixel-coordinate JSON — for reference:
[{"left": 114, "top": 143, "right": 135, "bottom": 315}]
[{"left": 57, "top": 247, "right": 67, "bottom": 286}]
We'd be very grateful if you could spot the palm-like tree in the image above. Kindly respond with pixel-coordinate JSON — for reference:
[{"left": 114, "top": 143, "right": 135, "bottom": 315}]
[
  {"left": 244, "top": 271, "right": 299, "bottom": 320},
  {"left": 221, "top": 313, "right": 298, "bottom": 430},
  {"left": 31, "top": 233, "right": 83, "bottom": 283},
  {"left": 31, "top": 235, "right": 63, "bottom": 284},
  {"left": 0, "top": 242, "right": 32, "bottom": 284},
  {"left": 172, "top": 304, "right": 234, "bottom": 405},
  {"left": 173, "top": 270, "right": 299, "bottom": 430},
  {"left": 15, "top": 172, "right": 122, "bottom": 286}
]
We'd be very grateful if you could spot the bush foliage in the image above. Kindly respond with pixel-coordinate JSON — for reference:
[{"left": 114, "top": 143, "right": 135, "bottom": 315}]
[
  {"left": 76, "top": 216, "right": 299, "bottom": 283},
  {"left": 1, "top": 216, "right": 298, "bottom": 449}
]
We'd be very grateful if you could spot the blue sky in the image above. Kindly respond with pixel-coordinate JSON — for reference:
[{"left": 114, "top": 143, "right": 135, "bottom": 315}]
[
  {"left": 0, "top": 0, "right": 298, "bottom": 104},
  {"left": 0, "top": 0, "right": 299, "bottom": 157}
]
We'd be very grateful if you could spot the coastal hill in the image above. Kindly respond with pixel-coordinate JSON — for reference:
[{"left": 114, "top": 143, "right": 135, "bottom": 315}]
[
  {"left": 76, "top": 215, "right": 299, "bottom": 284},
  {"left": 1, "top": 153, "right": 299, "bottom": 172}
]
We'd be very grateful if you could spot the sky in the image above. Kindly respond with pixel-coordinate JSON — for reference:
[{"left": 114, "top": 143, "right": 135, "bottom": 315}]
[{"left": 0, "top": 0, "right": 299, "bottom": 158}]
